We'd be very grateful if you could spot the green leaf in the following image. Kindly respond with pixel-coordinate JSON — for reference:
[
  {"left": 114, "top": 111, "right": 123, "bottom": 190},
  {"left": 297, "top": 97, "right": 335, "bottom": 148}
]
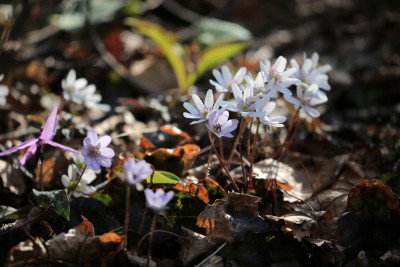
[
  {"left": 196, "top": 18, "right": 252, "bottom": 48},
  {"left": 32, "top": 189, "right": 70, "bottom": 220},
  {"left": 147, "top": 170, "right": 181, "bottom": 185},
  {"left": 125, "top": 18, "right": 187, "bottom": 92},
  {"left": 92, "top": 192, "right": 113, "bottom": 206},
  {"left": 187, "top": 41, "right": 250, "bottom": 87}
]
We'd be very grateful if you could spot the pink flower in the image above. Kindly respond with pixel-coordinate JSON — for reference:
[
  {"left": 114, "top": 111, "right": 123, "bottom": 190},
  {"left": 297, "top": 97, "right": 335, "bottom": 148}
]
[
  {"left": 0, "top": 106, "right": 77, "bottom": 166},
  {"left": 81, "top": 129, "right": 115, "bottom": 170}
]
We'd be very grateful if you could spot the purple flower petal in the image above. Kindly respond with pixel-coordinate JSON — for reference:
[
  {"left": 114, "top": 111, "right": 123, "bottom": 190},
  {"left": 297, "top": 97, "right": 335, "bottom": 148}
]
[
  {"left": 40, "top": 106, "right": 58, "bottom": 141},
  {"left": 87, "top": 129, "right": 98, "bottom": 145},
  {"left": 46, "top": 140, "right": 77, "bottom": 153},
  {"left": 0, "top": 138, "right": 38, "bottom": 156},
  {"left": 99, "top": 147, "right": 115, "bottom": 158},
  {"left": 98, "top": 135, "right": 111, "bottom": 148},
  {"left": 96, "top": 157, "right": 111, "bottom": 168},
  {"left": 18, "top": 143, "right": 38, "bottom": 166}
]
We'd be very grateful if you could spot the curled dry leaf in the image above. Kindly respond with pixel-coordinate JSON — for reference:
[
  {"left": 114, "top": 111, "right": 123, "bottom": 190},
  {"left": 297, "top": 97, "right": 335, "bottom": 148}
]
[
  {"left": 264, "top": 213, "right": 319, "bottom": 242},
  {"left": 197, "top": 192, "right": 269, "bottom": 243},
  {"left": 180, "top": 227, "right": 218, "bottom": 265},
  {"left": 8, "top": 216, "right": 123, "bottom": 266}
]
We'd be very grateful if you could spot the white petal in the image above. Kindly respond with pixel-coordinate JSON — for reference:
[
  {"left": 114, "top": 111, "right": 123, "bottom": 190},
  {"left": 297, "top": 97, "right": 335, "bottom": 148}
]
[
  {"left": 183, "top": 102, "right": 199, "bottom": 115},
  {"left": 274, "top": 56, "right": 287, "bottom": 73},
  {"left": 192, "top": 94, "right": 205, "bottom": 111},
  {"left": 204, "top": 89, "right": 214, "bottom": 109}
]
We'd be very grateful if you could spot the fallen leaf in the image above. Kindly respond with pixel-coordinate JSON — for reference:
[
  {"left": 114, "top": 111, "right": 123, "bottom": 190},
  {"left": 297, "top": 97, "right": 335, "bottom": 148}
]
[
  {"left": 250, "top": 155, "right": 339, "bottom": 202},
  {"left": 264, "top": 213, "right": 319, "bottom": 241},
  {"left": 197, "top": 193, "right": 269, "bottom": 242},
  {"left": 179, "top": 227, "right": 218, "bottom": 265},
  {"left": 0, "top": 160, "right": 26, "bottom": 196},
  {"left": 173, "top": 181, "right": 210, "bottom": 204},
  {"left": 8, "top": 216, "right": 123, "bottom": 266}
]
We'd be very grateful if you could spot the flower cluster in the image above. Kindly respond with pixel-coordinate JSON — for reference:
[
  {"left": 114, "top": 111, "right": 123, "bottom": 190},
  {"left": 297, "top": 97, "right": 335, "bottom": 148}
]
[
  {"left": 62, "top": 70, "right": 110, "bottom": 112},
  {"left": 183, "top": 53, "right": 332, "bottom": 136}
]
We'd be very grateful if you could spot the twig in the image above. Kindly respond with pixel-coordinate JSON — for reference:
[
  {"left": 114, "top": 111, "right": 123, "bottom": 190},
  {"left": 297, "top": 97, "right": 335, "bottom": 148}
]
[
  {"left": 136, "top": 229, "right": 187, "bottom": 253},
  {"left": 299, "top": 161, "right": 323, "bottom": 211},
  {"left": 194, "top": 242, "right": 227, "bottom": 267}
]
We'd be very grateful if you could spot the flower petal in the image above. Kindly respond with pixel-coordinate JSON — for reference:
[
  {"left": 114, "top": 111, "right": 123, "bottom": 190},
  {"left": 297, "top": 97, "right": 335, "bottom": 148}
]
[
  {"left": 98, "top": 135, "right": 112, "bottom": 148},
  {"left": 100, "top": 147, "right": 115, "bottom": 158},
  {"left": 96, "top": 157, "right": 112, "bottom": 168},
  {"left": 46, "top": 140, "right": 78, "bottom": 153},
  {"left": 0, "top": 138, "right": 38, "bottom": 156},
  {"left": 40, "top": 106, "right": 58, "bottom": 141}
]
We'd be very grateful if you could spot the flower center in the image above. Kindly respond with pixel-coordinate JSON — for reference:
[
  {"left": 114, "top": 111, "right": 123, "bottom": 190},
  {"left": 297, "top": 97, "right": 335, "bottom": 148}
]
[
  {"left": 214, "top": 123, "right": 222, "bottom": 133},
  {"left": 270, "top": 70, "right": 281, "bottom": 82},
  {"left": 87, "top": 143, "right": 101, "bottom": 157}
]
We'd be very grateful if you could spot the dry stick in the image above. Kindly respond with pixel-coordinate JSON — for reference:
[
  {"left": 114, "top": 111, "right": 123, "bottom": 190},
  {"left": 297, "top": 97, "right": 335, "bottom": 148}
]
[
  {"left": 68, "top": 164, "right": 87, "bottom": 199},
  {"left": 207, "top": 130, "right": 240, "bottom": 192},
  {"left": 194, "top": 242, "right": 227, "bottom": 267},
  {"left": 123, "top": 185, "right": 131, "bottom": 252},
  {"left": 299, "top": 161, "right": 323, "bottom": 211}
]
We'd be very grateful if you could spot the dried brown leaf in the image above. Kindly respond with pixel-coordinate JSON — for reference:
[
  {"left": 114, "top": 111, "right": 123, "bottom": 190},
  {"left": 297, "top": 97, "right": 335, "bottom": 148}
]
[
  {"left": 197, "top": 193, "right": 269, "bottom": 242},
  {"left": 180, "top": 227, "right": 218, "bottom": 265}
]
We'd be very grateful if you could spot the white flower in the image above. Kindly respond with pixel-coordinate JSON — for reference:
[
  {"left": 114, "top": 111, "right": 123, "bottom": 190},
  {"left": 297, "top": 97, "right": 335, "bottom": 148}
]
[
  {"left": 244, "top": 72, "right": 266, "bottom": 95},
  {"left": 183, "top": 89, "right": 223, "bottom": 124},
  {"left": 206, "top": 109, "right": 238, "bottom": 138},
  {"left": 290, "top": 52, "right": 331, "bottom": 91},
  {"left": 62, "top": 164, "right": 97, "bottom": 197},
  {"left": 62, "top": 70, "right": 110, "bottom": 112},
  {"left": 259, "top": 101, "right": 286, "bottom": 127},
  {"left": 260, "top": 56, "right": 300, "bottom": 96},
  {"left": 284, "top": 84, "right": 328, "bottom": 118},
  {"left": 0, "top": 74, "right": 9, "bottom": 106},
  {"left": 222, "top": 83, "right": 267, "bottom": 118},
  {"left": 210, "top": 65, "right": 247, "bottom": 92}
]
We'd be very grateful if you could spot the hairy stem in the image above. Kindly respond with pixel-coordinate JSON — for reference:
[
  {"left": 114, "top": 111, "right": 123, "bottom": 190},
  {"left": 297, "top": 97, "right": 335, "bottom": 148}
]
[
  {"left": 207, "top": 130, "right": 240, "bottom": 192},
  {"left": 124, "top": 184, "right": 131, "bottom": 252}
]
